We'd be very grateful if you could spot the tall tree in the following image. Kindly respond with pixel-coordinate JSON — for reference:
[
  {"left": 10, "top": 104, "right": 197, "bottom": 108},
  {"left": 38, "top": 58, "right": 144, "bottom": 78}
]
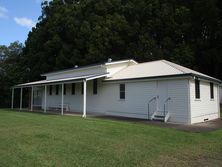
[
  {"left": 0, "top": 41, "right": 23, "bottom": 107},
  {"left": 22, "top": 0, "right": 200, "bottom": 81}
]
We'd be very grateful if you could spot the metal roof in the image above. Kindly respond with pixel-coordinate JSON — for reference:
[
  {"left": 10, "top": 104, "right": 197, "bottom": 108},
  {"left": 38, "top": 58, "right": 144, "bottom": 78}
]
[
  {"left": 106, "top": 60, "right": 221, "bottom": 83},
  {"left": 41, "top": 59, "right": 137, "bottom": 76},
  {"left": 14, "top": 59, "right": 221, "bottom": 88},
  {"left": 14, "top": 73, "right": 108, "bottom": 88}
]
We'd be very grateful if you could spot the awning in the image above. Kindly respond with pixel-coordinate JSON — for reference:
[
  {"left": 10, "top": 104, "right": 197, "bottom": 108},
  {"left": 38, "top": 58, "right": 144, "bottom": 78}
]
[{"left": 14, "top": 73, "right": 108, "bottom": 88}]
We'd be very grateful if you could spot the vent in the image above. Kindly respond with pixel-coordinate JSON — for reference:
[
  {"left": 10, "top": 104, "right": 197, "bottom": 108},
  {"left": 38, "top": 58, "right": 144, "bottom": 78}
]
[
  {"left": 107, "top": 58, "right": 112, "bottom": 63},
  {"left": 204, "top": 118, "right": 209, "bottom": 122}
]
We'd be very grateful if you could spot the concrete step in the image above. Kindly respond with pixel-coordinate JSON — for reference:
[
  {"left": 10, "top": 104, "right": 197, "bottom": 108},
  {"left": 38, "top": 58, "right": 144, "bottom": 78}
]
[{"left": 153, "top": 115, "right": 165, "bottom": 121}]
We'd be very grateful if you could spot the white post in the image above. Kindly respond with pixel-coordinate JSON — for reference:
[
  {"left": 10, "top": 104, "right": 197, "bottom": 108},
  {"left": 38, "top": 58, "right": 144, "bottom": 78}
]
[
  {"left": 83, "top": 80, "right": 87, "bottom": 118},
  {"left": 31, "top": 86, "right": 34, "bottom": 111},
  {"left": 20, "top": 87, "right": 23, "bottom": 111},
  {"left": 61, "top": 84, "right": 64, "bottom": 115},
  {"left": 11, "top": 88, "right": 14, "bottom": 109},
  {"left": 44, "top": 85, "right": 47, "bottom": 113}
]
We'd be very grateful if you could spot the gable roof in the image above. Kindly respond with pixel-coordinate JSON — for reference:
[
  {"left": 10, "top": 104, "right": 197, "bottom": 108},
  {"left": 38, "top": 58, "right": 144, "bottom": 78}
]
[{"left": 106, "top": 60, "right": 221, "bottom": 83}]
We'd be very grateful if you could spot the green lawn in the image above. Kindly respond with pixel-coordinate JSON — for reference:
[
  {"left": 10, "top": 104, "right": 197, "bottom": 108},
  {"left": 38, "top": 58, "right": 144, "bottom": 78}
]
[{"left": 0, "top": 109, "right": 222, "bottom": 167}]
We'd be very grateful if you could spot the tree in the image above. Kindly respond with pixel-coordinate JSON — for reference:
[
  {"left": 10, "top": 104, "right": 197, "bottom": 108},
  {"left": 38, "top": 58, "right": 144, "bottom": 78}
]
[
  {"left": 22, "top": 0, "right": 198, "bottom": 81},
  {"left": 0, "top": 41, "right": 23, "bottom": 107},
  {"left": 1, "top": 0, "right": 222, "bottom": 107}
]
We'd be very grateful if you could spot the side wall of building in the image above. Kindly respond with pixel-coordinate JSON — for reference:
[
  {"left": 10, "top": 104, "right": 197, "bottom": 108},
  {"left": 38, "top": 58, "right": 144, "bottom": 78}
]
[{"left": 189, "top": 79, "right": 220, "bottom": 124}]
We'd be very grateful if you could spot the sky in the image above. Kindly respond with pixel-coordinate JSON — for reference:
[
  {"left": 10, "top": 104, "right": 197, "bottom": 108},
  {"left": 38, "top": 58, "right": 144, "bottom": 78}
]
[{"left": 0, "top": 0, "right": 45, "bottom": 46}]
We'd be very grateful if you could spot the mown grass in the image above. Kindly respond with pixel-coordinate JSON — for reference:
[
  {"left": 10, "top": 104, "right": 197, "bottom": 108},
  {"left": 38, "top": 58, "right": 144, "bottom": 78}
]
[{"left": 0, "top": 109, "right": 222, "bottom": 167}]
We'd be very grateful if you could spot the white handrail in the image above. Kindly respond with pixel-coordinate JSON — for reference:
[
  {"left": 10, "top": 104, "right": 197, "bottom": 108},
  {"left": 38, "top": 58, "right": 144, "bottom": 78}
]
[
  {"left": 147, "top": 96, "right": 157, "bottom": 120},
  {"left": 164, "top": 97, "right": 171, "bottom": 122},
  {"left": 164, "top": 97, "right": 171, "bottom": 103}
]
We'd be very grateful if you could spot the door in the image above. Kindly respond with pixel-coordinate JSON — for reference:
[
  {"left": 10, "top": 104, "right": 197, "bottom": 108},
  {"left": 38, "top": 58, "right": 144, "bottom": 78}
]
[{"left": 156, "top": 81, "right": 168, "bottom": 114}]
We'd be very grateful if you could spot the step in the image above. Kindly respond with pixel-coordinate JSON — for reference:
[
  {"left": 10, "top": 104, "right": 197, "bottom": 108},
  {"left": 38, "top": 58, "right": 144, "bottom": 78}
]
[
  {"left": 152, "top": 117, "right": 164, "bottom": 121},
  {"left": 152, "top": 115, "right": 165, "bottom": 121},
  {"left": 154, "top": 115, "right": 164, "bottom": 118}
]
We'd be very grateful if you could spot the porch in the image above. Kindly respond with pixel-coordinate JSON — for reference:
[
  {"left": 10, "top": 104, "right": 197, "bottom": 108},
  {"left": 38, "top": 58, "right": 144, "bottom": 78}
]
[{"left": 11, "top": 73, "right": 108, "bottom": 117}]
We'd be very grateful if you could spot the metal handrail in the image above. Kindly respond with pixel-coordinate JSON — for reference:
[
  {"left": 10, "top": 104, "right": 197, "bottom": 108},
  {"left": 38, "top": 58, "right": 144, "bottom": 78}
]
[
  {"left": 164, "top": 97, "right": 171, "bottom": 117},
  {"left": 147, "top": 97, "right": 157, "bottom": 120}
]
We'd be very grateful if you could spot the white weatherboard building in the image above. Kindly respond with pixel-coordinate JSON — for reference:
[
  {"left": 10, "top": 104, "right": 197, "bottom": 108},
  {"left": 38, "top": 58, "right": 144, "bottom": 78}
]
[{"left": 12, "top": 59, "right": 221, "bottom": 124}]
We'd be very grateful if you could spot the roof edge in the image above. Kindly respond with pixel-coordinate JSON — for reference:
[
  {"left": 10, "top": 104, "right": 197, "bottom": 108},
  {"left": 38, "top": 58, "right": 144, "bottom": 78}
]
[
  {"left": 41, "top": 59, "right": 137, "bottom": 77},
  {"left": 105, "top": 73, "right": 222, "bottom": 83}
]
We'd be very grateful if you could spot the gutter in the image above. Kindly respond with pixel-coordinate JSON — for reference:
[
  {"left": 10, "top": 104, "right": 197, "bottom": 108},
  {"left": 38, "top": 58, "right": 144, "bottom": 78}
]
[{"left": 104, "top": 73, "right": 222, "bottom": 84}]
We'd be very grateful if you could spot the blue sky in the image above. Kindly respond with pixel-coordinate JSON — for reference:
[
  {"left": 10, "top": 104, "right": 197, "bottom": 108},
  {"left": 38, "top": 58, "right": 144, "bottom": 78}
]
[{"left": 0, "top": 0, "right": 45, "bottom": 46}]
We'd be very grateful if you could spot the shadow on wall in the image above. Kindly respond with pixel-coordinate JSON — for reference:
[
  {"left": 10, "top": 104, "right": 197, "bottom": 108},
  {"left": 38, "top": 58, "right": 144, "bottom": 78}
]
[
  {"left": 220, "top": 103, "right": 222, "bottom": 119},
  {"left": 220, "top": 87, "right": 222, "bottom": 104}
]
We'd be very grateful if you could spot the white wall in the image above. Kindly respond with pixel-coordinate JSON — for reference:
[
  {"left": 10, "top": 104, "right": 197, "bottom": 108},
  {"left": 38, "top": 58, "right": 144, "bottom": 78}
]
[
  {"left": 41, "top": 78, "right": 190, "bottom": 124},
  {"left": 101, "top": 79, "right": 189, "bottom": 124},
  {"left": 189, "top": 79, "right": 220, "bottom": 124},
  {"left": 167, "top": 79, "right": 189, "bottom": 124}
]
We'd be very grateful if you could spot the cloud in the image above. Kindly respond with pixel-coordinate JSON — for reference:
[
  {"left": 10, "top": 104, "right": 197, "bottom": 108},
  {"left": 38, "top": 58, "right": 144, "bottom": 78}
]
[
  {"left": 14, "top": 17, "right": 36, "bottom": 29},
  {"left": 0, "top": 6, "right": 8, "bottom": 18}
]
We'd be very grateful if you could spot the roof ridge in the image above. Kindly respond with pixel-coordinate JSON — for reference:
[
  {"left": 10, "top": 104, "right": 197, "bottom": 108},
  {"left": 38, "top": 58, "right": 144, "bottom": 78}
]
[{"left": 161, "top": 60, "right": 185, "bottom": 74}]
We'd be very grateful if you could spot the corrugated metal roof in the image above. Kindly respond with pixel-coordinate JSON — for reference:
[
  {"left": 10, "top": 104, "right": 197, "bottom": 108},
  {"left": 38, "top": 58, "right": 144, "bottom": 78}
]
[
  {"left": 14, "top": 59, "right": 221, "bottom": 88},
  {"left": 14, "top": 73, "right": 108, "bottom": 88},
  {"left": 106, "top": 60, "right": 221, "bottom": 82},
  {"left": 41, "top": 59, "right": 137, "bottom": 76}
]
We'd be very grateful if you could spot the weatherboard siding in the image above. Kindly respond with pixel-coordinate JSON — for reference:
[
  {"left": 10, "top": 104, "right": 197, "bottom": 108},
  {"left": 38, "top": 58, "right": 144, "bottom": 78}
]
[
  {"left": 189, "top": 79, "right": 220, "bottom": 124},
  {"left": 41, "top": 78, "right": 189, "bottom": 124},
  {"left": 41, "top": 78, "right": 220, "bottom": 124},
  {"left": 167, "top": 79, "right": 189, "bottom": 124}
]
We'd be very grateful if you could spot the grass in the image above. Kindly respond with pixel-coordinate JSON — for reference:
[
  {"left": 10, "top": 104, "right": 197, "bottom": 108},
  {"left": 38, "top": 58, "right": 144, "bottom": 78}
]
[{"left": 0, "top": 109, "right": 222, "bottom": 167}]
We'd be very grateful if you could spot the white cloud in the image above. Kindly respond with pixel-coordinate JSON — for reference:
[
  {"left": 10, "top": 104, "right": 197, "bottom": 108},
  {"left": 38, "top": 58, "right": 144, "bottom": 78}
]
[
  {"left": 0, "top": 6, "right": 8, "bottom": 18},
  {"left": 14, "top": 17, "right": 36, "bottom": 29}
]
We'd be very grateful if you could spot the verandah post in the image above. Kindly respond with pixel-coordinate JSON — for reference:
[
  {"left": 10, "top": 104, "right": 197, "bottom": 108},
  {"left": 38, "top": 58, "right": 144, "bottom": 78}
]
[
  {"left": 20, "top": 87, "right": 23, "bottom": 111},
  {"left": 31, "top": 86, "right": 34, "bottom": 111},
  {"left": 11, "top": 88, "right": 14, "bottom": 109},
  {"left": 83, "top": 80, "right": 87, "bottom": 118},
  {"left": 61, "top": 83, "right": 64, "bottom": 115},
  {"left": 44, "top": 85, "right": 47, "bottom": 113}
]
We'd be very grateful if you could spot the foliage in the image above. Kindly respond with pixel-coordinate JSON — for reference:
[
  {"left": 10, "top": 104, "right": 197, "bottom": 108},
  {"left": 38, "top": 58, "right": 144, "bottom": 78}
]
[
  {"left": 0, "top": 42, "right": 23, "bottom": 107},
  {"left": 0, "top": 0, "right": 222, "bottom": 107}
]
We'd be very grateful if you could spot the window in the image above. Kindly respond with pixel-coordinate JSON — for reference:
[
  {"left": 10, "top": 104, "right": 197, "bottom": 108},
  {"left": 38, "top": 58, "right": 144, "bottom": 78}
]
[
  {"left": 56, "top": 85, "right": 59, "bottom": 95},
  {"left": 72, "top": 83, "right": 75, "bottom": 95},
  {"left": 195, "top": 79, "right": 200, "bottom": 99},
  {"left": 210, "top": 82, "right": 214, "bottom": 99},
  {"left": 64, "top": 84, "right": 66, "bottom": 95},
  {"left": 120, "top": 84, "right": 125, "bottom": 99},
  {"left": 49, "top": 85, "right": 52, "bottom": 95},
  {"left": 93, "top": 79, "right": 97, "bottom": 95}
]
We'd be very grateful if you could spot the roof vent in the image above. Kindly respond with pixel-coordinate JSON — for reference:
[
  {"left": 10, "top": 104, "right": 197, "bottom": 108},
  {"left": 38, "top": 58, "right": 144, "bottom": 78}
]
[
  {"left": 107, "top": 58, "right": 112, "bottom": 63},
  {"left": 74, "top": 65, "right": 78, "bottom": 68}
]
